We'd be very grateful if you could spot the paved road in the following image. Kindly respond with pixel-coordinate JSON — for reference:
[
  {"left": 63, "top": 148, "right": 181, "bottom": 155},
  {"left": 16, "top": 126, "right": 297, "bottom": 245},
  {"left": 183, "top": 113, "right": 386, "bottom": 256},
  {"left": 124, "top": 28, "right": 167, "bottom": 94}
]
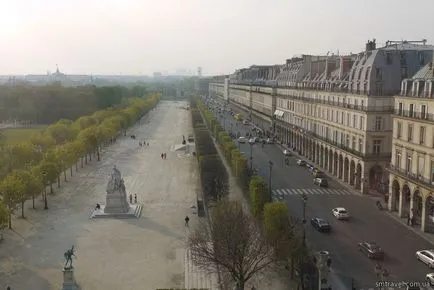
[
  {"left": 206, "top": 99, "right": 434, "bottom": 289},
  {"left": 0, "top": 101, "right": 217, "bottom": 290}
]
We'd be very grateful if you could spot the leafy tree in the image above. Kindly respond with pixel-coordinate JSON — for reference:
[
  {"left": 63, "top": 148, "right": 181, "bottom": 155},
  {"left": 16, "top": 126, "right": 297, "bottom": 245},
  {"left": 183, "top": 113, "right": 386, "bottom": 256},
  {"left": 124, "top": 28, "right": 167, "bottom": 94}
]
[
  {"left": 29, "top": 166, "right": 44, "bottom": 209},
  {"left": 30, "top": 132, "right": 55, "bottom": 153},
  {"left": 45, "top": 122, "right": 75, "bottom": 144},
  {"left": 188, "top": 200, "right": 276, "bottom": 289},
  {"left": 0, "top": 172, "right": 25, "bottom": 228},
  {"left": 249, "top": 176, "right": 268, "bottom": 218},
  {"left": 71, "top": 140, "right": 86, "bottom": 169},
  {"left": 38, "top": 160, "right": 59, "bottom": 197},
  {"left": 0, "top": 199, "right": 7, "bottom": 238}
]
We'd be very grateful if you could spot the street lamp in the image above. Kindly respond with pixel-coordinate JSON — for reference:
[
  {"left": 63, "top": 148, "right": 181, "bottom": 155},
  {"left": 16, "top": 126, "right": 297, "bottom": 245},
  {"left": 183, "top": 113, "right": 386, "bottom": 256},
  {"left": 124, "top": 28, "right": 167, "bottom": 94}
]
[
  {"left": 268, "top": 160, "right": 273, "bottom": 202},
  {"left": 249, "top": 142, "right": 254, "bottom": 171},
  {"left": 42, "top": 170, "right": 48, "bottom": 210},
  {"left": 301, "top": 192, "right": 308, "bottom": 246}
]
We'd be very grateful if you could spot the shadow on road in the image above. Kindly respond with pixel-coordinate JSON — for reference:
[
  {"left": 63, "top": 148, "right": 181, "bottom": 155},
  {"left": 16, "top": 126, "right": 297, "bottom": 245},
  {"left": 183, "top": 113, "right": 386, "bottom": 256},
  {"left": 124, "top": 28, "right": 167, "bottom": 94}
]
[{"left": 124, "top": 217, "right": 183, "bottom": 240}]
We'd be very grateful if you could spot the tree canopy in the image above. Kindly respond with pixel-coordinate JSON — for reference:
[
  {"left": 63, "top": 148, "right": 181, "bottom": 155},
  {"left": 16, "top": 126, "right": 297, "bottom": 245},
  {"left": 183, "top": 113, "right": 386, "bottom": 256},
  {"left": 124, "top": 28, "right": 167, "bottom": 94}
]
[{"left": 0, "top": 93, "right": 160, "bottom": 229}]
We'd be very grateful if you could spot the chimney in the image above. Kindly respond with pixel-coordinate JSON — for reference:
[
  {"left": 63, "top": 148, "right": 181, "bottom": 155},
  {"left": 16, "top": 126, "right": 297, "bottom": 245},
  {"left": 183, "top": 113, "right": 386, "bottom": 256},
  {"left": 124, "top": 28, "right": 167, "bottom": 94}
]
[{"left": 366, "top": 39, "right": 376, "bottom": 51}]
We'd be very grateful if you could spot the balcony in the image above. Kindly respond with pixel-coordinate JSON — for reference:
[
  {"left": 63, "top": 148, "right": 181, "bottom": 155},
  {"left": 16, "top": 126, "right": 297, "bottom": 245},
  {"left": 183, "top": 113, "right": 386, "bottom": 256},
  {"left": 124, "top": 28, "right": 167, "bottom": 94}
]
[
  {"left": 278, "top": 94, "right": 393, "bottom": 113},
  {"left": 283, "top": 121, "right": 391, "bottom": 161},
  {"left": 393, "top": 109, "right": 434, "bottom": 122},
  {"left": 386, "top": 164, "right": 434, "bottom": 189}
]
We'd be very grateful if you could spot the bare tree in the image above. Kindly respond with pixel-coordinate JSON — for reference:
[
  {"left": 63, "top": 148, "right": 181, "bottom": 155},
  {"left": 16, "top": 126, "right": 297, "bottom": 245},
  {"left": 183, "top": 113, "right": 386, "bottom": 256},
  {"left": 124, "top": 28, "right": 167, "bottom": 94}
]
[{"left": 188, "top": 200, "right": 276, "bottom": 289}]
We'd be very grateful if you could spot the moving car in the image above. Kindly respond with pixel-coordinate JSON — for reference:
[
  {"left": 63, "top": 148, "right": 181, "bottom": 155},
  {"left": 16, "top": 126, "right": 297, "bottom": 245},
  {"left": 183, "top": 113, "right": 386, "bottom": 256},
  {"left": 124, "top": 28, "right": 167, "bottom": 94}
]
[
  {"left": 357, "top": 241, "right": 384, "bottom": 260},
  {"left": 283, "top": 150, "right": 292, "bottom": 156},
  {"left": 416, "top": 250, "right": 434, "bottom": 268},
  {"left": 243, "top": 120, "right": 249, "bottom": 125},
  {"left": 248, "top": 138, "right": 256, "bottom": 144},
  {"left": 332, "top": 207, "right": 350, "bottom": 220},
  {"left": 297, "top": 159, "right": 306, "bottom": 166},
  {"left": 237, "top": 137, "right": 247, "bottom": 143},
  {"left": 427, "top": 273, "right": 434, "bottom": 286},
  {"left": 313, "top": 177, "right": 328, "bottom": 187},
  {"left": 310, "top": 217, "right": 331, "bottom": 232}
]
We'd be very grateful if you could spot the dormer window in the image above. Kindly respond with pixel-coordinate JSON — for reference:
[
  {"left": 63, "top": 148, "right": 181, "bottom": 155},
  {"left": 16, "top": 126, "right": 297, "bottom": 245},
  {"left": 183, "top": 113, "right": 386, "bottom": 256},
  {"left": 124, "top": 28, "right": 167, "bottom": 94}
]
[
  {"left": 418, "top": 52, "right": 425, "bottom": 65},
  {"left": 386, "top": 52, "right": 393, "bottom": 65}
]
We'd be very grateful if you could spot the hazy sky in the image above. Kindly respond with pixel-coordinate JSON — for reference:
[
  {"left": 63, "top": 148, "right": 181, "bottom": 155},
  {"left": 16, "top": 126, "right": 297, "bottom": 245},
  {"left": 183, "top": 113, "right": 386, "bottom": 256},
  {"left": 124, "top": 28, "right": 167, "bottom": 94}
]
[{"left": 1, "top": 0, "right": 433, "bottom": 76}]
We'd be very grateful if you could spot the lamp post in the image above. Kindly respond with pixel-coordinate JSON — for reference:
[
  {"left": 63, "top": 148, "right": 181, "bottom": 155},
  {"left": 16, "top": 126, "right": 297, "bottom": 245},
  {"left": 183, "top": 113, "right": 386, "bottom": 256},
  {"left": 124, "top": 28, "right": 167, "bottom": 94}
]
[
  {"left": 42, "top": 170, "right": 48, "bottom": 210},
  {"left": 268, "top": 160, "right": 273, "bottom": 202},
  {"left": 249, "top": 142, "right": 253, "bottom": 171},
  {"left": 301, "top": 192, "right": 308, "bottom": 246}
]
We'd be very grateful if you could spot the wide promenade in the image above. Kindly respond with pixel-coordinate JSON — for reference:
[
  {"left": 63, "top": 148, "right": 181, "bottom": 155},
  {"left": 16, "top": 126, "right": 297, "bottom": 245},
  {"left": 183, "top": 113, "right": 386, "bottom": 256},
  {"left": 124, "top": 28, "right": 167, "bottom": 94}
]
[
  {"left": 0, "top": 101, "right": 212, "bottom": 290},
  {"left": 212, "top": 101, "right": 433, "bottom": 289}
]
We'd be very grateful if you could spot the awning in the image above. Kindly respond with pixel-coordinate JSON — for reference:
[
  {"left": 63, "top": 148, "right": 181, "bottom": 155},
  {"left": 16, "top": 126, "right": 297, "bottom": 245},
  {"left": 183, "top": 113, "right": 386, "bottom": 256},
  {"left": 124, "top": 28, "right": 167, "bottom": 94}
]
[{"left": 274, "top": 110, "right": 284, "bottom": 118}]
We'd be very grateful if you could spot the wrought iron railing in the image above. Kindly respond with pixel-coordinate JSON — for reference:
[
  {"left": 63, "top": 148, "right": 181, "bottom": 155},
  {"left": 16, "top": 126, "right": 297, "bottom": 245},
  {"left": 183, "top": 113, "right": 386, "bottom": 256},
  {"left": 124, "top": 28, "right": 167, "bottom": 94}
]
[{"left": 386, "top": 164, "right": 434, "bottom": 189}]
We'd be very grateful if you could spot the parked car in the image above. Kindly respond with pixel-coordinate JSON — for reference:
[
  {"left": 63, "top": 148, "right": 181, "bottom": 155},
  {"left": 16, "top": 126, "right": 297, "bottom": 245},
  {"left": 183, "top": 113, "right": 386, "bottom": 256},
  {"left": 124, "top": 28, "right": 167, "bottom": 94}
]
[
  {"left": 427, "top": 273, "right": 434, "bottom": 286},
  {"left": 237, "top": 137, "right": 247, "bottom": 143},
  {"left": 313, "top": 177, "right": 328, "bottom": 187},
  {"left": 416, "top": 250, "right": 434, "bottom": 268},
  {"left": 297, "top": 159, "right": 306, "bottom": 166},
  {"left": 266, "top": 138, "right": 274, "bottom": 144},
  {"left": 332, "top": 207, "right": 350, "bottom": 220},
  {"left": 248, "top": 138, "right": 256, "bottom": 144},
  {"left": 243, "top": 120, "right": 249, "bottom": 125},
  {"left": 357, "top": 241, "right": 384, "bottom": 260},
  {"left": 283, "top": 150, "right": 292, "bottom": 156},
  {"left": 310, "top": 217, "right": 331, "bottom": 232},
  {"left": 313, "top": 171, "right": 326, "bottom": 178}
]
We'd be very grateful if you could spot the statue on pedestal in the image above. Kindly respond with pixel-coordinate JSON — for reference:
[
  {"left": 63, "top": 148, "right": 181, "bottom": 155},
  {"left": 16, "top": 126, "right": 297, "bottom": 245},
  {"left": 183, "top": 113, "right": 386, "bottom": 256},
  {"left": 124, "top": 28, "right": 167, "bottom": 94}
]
[
  {"left": 104, "top": 166, "right": 130, "bottom": 214},
  {"left": 64, "top": 246, "right": 75, "bottom": 269}
]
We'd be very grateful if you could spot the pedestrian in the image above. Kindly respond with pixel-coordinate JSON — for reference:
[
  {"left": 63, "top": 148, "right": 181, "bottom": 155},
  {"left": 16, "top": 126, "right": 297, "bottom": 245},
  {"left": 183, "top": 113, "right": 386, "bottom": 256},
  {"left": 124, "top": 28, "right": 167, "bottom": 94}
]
[
  {"left": 185, "top": 216, "right": 190, "bottom": 226},
  {"left": 407, "top": 214, "right": 411, "bottom": 225},
  {"left": 161, "top": 153, "right": 164, "bottom": 159},
  {"left": 147, "top": 143, "right": 149, "bottom": 146},
  {"left": 164, "top": 153, "right": 167, "bottom": 159},
  {"left": 134, "top": 194, "right": 137, "bottom": 203},
  {"left": 7, "top": 287, "right": 11, "bottom": 290},
  {"left": 129, "top": 194, "right": 133, "bottom": 203}
]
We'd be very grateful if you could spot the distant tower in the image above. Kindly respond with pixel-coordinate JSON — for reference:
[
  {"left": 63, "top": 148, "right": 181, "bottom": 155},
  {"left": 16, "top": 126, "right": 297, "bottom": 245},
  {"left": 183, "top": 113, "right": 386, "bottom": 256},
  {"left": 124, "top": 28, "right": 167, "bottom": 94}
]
[{"left": 197, "top": 67, "right": 202, "bottom": 78}]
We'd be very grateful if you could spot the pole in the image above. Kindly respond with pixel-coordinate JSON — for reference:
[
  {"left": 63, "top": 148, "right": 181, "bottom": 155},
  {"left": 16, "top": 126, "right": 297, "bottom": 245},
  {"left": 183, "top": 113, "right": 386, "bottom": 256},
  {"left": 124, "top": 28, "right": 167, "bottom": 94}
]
[
  {"left": 249, "top": 143, "right": 253, "bottom": 171},
  {"left": 302, "top": 196, "right": 307, "bottom": 245},
  {"left": 268, "top": 161, "right": 273, "bottom": 202},
  {"left": 318, "top": 269, "right": 322, "bottom": 290}
]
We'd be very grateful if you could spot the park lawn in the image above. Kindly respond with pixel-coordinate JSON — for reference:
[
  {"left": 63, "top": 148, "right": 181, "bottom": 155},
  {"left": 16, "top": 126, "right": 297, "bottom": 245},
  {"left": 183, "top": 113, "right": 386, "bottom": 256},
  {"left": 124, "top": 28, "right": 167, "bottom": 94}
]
[{"left": 1, "top": 127, "right": 46, "bottom": 144}]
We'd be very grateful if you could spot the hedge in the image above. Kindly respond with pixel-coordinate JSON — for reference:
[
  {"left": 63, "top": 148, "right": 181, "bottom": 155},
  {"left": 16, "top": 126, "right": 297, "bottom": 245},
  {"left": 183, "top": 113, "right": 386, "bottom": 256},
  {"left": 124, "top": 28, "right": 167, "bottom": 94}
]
[{"left": 249, "top": 175, "right": 268, "bottom": 218}]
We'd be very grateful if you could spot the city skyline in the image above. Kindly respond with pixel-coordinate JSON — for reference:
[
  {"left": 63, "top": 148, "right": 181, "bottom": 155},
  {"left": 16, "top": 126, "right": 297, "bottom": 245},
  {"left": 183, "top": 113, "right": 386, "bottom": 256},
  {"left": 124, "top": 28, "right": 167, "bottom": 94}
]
[{"left": 1, "top": 0, "right": 434, "bottom": 75}]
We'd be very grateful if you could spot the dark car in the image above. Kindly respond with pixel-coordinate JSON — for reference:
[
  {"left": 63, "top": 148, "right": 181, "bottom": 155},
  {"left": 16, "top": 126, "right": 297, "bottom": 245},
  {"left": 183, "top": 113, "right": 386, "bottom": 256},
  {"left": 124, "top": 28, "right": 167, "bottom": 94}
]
[
  {"left": 310, "top": 217, "right": 331, "bottom": 232},
  {"left": 358, "top": 241, "right": 384, "bottom": 260}
]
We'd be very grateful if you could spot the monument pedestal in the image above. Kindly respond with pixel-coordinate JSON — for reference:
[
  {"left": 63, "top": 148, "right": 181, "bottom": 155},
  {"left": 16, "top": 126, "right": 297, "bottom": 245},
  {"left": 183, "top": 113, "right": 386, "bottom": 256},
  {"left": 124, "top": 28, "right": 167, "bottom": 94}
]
[{"left": 62, "top": 268, "right": 77, "bottom": 290}]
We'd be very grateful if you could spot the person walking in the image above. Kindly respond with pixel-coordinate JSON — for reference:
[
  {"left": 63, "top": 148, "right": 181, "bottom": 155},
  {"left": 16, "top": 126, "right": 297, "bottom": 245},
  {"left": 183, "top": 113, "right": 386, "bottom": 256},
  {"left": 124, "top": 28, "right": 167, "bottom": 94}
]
[
  {"left": 129, "top": 194, "right": 133, "bottom": 203},
  {"left": 185, "top": 216, "right": 190, "bottom": 226},
  {"left": 134, "top": 194, "right": 137, "bottom": 203},
  {"left": 161, "top": 153, "right": 164, "bottom": 159}
]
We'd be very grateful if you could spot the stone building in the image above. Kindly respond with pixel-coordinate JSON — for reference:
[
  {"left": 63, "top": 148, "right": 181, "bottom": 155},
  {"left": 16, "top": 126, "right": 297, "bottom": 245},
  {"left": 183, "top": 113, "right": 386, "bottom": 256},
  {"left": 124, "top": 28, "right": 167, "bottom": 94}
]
[
  {"left": 388, "top": 54, "right": 434, "bottom": 232},
  {"left": 208, "top": 39, "right": 434, "bottom": 196}
]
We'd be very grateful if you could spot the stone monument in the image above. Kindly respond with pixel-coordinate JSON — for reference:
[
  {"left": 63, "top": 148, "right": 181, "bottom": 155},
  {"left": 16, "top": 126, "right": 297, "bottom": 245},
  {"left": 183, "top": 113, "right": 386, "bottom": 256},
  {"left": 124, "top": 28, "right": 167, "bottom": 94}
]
[
  {"left": 62, "top": 246, "right": 77, "bottom": 290},
  {"left": 91, "top": 165, "right": 142, "bottom": 219},
  {"left": 104, "top": 165, "right": 130, "bottom": 213}
]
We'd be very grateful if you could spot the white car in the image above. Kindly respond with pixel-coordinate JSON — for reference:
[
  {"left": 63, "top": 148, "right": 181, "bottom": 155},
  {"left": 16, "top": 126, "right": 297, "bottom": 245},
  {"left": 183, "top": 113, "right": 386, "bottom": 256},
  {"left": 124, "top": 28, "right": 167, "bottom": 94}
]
[
  {"left": 297, "top": 159, "right": 306, "bottom": 166},
  {"left": 238, "top": 137, "right": 247, "bottom": 143},
  {"left": 283, "top": 150, "right": 291, "bottom": 156},
  {"left": 266, "top": 138, "right": 274, "bottom": 144},
  {"left": 417, "top": 250, "right": 434, "bottom": 268},
  {"left": 248, "top": 138, "right": 256, "bottom": 144},
  {"left": 427, "top": 273, "right": 434, "bottom": 286},
  {"left": 332, "top": 207, "right": 350, "bottom": 220}
]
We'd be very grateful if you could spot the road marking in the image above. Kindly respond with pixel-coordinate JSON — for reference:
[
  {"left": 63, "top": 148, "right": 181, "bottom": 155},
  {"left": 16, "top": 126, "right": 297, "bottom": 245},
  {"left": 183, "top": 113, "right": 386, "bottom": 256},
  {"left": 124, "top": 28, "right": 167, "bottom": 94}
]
[{"left": 272, "top": 188, "right": 355, "bottom": 197}]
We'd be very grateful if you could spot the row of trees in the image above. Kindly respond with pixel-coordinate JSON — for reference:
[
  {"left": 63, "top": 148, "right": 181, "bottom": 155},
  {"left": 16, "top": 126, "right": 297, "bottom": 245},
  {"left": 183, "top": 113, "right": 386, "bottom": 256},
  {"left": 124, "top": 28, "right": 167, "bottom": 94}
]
[
  {"left": 0, "top": 84, "right": 149, "bottom": 124},
  {"left": 190, "top": 98, "right": 228, "bottom": 203},
  {"left": 193, "top": 97, "right": 309, "bottom": 289},
  {"left": 0, "top": 94, "right": 160, "bottom": 231}
]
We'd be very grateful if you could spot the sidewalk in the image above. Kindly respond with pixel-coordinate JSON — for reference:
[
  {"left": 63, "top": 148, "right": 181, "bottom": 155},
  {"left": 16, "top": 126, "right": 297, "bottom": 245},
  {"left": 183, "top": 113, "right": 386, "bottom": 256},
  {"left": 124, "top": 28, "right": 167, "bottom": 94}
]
[
  {"left": 0, "top": 101, "right": 218, "bottom": 290},
  {"left": 276, "top": 142, "right": 434, "bottom": 247},
  {"left": 212, "top": 137, "right": 295, "bottom": 290}
]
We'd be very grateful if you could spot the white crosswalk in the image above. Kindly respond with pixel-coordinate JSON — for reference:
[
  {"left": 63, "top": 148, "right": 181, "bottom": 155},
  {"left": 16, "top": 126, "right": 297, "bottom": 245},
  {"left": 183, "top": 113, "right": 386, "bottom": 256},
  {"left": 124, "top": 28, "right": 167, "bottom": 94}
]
[{"left": 272, "top": 188, "right": 355, "bottom": 200}]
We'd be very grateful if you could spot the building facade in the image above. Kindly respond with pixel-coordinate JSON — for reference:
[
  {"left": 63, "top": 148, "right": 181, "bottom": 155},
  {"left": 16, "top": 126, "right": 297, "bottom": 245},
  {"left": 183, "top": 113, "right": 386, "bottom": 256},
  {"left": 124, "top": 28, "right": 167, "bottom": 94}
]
[
  {"left": 208, "top": 39, "right": 434, "bottom": 197},
  {"left": 388, "top": 58, "right": 434, "bottom": 232}
]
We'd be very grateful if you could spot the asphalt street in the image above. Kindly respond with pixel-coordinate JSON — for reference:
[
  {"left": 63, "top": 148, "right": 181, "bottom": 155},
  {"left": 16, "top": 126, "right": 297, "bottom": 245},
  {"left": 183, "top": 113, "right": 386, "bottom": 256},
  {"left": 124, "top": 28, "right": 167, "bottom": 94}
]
[{"left": 207, "top": 99, "right": 434, "bottom": 289}]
